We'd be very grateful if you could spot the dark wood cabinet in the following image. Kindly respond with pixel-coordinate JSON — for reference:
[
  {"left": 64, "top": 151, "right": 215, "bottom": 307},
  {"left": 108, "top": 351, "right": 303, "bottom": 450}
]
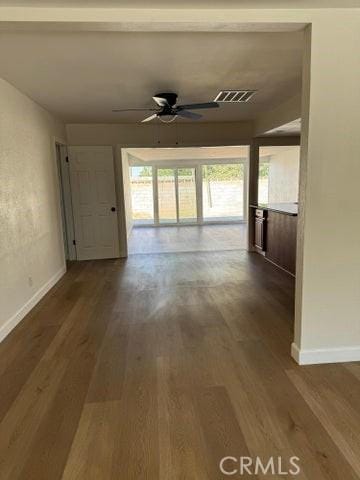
[
  {"left": 265, "top": 211, "right": 297, "bottom": 275},
  {"left": 254, "top": 209, "right": 267, "bottom": 251},
  {"left": 251, "top": 205, "right": 297, "bottom": 276}
]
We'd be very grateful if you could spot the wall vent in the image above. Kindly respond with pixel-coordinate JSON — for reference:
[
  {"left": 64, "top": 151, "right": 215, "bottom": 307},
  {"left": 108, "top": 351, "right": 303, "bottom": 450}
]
[{"left": 214, "top": 90, "right": 256, "bottom": 103}]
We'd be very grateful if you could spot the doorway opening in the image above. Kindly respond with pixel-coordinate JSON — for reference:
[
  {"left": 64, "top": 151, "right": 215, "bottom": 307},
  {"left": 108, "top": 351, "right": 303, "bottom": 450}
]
[{"left": 122, "top": 146, "right": 249, "bottom": 254}]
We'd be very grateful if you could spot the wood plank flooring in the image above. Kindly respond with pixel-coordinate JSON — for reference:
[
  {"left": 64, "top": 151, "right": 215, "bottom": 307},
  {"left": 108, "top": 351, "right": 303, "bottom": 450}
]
[
  {"left": 128, "top": 224, "right": 247, "bottom": 254},
  {"left": 0, "top": 251, "right": 360, "bottom": 479}
]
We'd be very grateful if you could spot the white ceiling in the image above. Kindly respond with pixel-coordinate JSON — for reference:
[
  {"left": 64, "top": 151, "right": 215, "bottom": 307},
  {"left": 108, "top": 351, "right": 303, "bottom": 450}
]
[
  {"left": 265, "top": 118, "right": 301, "bottom": 136},
  {"left": 0, "top": 31, "right": 303, "bottom": 123},
  {"left": 0, "top": 0, "right": 358, "bottom": 7}
]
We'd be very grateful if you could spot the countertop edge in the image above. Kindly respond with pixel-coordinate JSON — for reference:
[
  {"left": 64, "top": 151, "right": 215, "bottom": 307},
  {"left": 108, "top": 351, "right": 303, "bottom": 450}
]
[{"left": 250, "top": 204, "right": 298, "bottom": 216}]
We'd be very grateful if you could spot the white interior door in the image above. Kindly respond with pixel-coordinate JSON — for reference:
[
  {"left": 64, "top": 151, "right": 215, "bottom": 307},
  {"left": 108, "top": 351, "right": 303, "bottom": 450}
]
[{"left": 69, "top": 146, "right": 120, "bottom": 260}]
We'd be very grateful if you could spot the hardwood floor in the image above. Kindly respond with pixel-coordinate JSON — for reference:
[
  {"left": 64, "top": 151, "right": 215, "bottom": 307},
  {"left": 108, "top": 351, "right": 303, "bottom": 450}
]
[
  {"left": 128, "top": 224, "right": 247, "bottom": 254},
  {"left": 0, "top": 251, "right": 360, "bottom": 479}
]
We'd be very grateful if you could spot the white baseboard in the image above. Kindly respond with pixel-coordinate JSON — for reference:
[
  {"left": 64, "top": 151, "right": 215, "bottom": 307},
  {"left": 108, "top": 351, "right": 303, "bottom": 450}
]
[
  {"left": 0, "top": 265, "right": 67, "bottom": 343},
  {"left": 291, "top": 342, "right": 360, "bottom": 365}
]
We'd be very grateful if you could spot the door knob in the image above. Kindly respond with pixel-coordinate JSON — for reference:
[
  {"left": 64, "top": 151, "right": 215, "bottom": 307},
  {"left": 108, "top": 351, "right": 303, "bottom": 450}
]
[{"left": 111, "top": 207, "right": 116, "bottom": 212}]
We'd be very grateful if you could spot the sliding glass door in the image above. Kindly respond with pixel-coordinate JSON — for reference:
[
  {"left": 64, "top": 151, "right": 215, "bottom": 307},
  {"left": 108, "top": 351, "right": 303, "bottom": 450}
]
[
  {"left": 157, "top": 168, "right": 177, "bottom": 224},
  {"left": 129, "top": 166, "right": 154, "bottom": 225},
  {"left": 202, "top": 163, "right": 246, "bottom": 222},
  {"left": 157, "top": 167, "right": 197, "bottom": 225},
  {"left": 178, "top": 168, "right": 197, "bottom": 223},
  {"left": 130, "top": 160, "right": 247, "bottom": 226}
]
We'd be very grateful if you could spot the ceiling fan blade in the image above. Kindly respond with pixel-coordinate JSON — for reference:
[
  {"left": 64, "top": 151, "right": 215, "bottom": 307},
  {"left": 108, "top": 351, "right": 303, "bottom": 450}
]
[
  {"left": 177, "top": 102, "right": 219, "bottom": 111},
  {"left": 141, "top": 113, "right": 158, "bottom": 123},
  {"left": 112, "top": 108, "right": 157, "bottom": 112},
  {"left": 152, "top": 96, "right": 169, "bottom": 107},
  {"left": 176, "top": 110, "right": 202, "bottom": 120}
]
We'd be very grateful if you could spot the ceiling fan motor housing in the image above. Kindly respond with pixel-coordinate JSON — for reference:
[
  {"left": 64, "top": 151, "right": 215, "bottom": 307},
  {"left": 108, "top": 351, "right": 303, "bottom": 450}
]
[{"left": 156, "top": 92, "right": 178, "bottom": 107}]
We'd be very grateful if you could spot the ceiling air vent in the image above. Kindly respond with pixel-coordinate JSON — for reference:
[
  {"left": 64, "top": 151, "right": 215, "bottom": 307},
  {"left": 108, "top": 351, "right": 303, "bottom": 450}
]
[{"left": 214, "top": 90, "right": 256, "bottom": 103}]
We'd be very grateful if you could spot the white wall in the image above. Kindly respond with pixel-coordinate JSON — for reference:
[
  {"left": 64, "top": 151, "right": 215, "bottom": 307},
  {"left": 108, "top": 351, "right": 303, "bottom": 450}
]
[
  {"left": 268, "top": 146, "right": 300, "bottom": 203},
  {"left": 293, "top": 17, "right": 360, "bottom": 364},
  {"left": 0, "top": 78, "right": 66, "bottom": 341},
  {"left": 66, "top": 121, "right": 254, "bottom": 147},
  {"left": 255, "top": 93, "right": 302, "bottom": 136}
]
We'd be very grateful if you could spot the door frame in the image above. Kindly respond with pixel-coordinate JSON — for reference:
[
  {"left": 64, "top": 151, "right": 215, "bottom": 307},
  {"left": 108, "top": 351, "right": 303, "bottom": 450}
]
[
  {"left": 247, "top": 136, "right": 301, "bottom": 252},
  {"left": 129, "top": 157, "right": 249, "bottom": 228},
  {"left": 119, "top": 145, "right": 251, "bottom": 257},
  {"left": 54, "top": 138, "right": 77, "bottom": 261}
]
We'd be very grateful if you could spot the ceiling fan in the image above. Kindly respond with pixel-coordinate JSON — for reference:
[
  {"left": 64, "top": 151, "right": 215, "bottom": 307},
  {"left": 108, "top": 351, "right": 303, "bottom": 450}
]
[{"left": 112, "top": 92, "right": 219, "bottom": 123}]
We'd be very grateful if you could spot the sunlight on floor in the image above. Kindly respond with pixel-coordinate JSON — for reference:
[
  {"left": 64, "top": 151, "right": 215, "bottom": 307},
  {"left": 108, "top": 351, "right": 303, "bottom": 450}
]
[{"left": 128, "top": 224, "right": 247, "bottom": 255}]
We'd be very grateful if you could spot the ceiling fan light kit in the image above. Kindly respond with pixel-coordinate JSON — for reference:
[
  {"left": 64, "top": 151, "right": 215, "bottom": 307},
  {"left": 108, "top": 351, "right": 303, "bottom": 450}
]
[{"left": 158, "top": 115, "right": 178, "bottom": 123}]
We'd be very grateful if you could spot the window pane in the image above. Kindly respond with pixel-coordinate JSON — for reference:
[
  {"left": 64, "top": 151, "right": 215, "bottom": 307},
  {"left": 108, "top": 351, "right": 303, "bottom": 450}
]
[
  {"left": 130, "top": 166, "right": 154, "bottom": 225},
  {"left": 202, "top": 164, "right": 244, "bottom": 221},
  {"left": 158, "top": 168, "right": 177, "bottom": 223},
  {"left": 178, "top": 168, "right": 197, "bottom": 223}
]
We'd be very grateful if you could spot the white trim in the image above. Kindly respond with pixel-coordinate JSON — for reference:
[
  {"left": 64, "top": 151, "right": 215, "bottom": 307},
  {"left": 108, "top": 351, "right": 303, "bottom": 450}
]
[
  {"left": 53, "top": 135, "right": 67, "bottom": 147},
  {"left": 59, "top": 144, "right": 77, "bottom": 261},
  {"left": 291, "top": 342, "right": 360, "bottom": 365},
  {"left": 115, "top": 146, "right": 129, "bottom": 258},
  {"left": 53, "top": 137, "right": 77, "bottom": 261},
  {"left": 0, "top": 265, "right": 66, "bottom": 343},
  {"left": 128, "top": 156, "right": 249, "bottom": 167}
]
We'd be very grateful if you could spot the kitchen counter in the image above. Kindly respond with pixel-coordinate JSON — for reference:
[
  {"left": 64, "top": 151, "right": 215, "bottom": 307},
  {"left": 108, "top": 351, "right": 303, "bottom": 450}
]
[
  {"left": 251, "top": 204, "right": 298, "bottom": 275},
  {"left": 250, "top": 203, "right": 298, "bottom": 216}
]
